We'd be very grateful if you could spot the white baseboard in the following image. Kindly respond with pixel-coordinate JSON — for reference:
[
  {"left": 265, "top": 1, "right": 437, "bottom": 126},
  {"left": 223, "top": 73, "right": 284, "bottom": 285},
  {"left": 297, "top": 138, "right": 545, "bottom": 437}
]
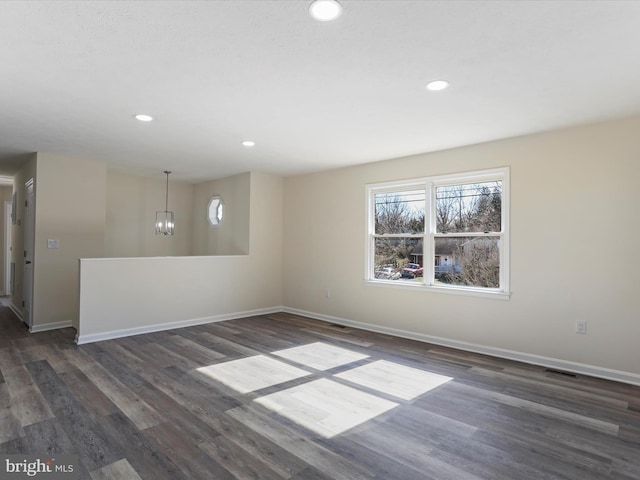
[
  {"left": 76, "top": 306, "right": 282, "bottom": 345},
  {"left": 9, "top": 302, "right": 23, "bottom": 321},
  {"left": 282, "top": 307, "right": 640, "bottom": 387},
  {"left": 30, "top": 320, "right": 73, "bottom": 333},
  {"left": 4, "top": 305, "right": 72, "bottom": 333}
]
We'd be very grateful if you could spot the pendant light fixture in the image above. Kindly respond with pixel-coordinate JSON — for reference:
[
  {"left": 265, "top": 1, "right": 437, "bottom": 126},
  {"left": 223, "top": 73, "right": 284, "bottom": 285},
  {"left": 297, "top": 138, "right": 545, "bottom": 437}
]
[{"left": 155, "top": 170, "right": 175, "bottom": 235}]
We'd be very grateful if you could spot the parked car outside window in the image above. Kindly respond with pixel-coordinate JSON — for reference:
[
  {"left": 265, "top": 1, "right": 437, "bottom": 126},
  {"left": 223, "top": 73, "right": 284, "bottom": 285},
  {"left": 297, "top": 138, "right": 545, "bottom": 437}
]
[
  {"left": 375, "top": 266, "right": 401, "bottom": 280},
  {"left": 401, "top": 263, "right": 424, "bottom": 278}
]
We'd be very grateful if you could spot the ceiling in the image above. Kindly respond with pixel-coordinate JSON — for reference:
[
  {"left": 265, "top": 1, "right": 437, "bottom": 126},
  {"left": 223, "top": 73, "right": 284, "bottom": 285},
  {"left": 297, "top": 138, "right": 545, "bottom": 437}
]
[{"left": 1, "top": 1, "right": 639, "bottom": 183}]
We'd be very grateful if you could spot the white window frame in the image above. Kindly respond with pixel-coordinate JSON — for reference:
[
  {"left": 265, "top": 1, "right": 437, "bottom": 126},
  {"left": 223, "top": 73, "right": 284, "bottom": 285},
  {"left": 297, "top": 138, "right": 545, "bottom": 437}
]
[
  {"left": 365, "top": 167, "right": 510, "bottom": 300},
  {"left": 207, "top": 195, "right": 224, "bottom": 227}
]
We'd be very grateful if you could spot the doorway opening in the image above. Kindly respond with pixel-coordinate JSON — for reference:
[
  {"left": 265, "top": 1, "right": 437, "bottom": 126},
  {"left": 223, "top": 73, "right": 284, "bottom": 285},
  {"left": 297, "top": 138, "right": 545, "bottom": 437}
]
[{"left": 4, "top": 199, "right": 12, "bottom": 296}]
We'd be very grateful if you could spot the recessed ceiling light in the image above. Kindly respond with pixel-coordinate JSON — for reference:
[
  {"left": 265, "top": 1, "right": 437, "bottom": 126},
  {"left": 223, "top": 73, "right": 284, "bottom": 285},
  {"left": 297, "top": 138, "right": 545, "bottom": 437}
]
[
  {"left": 135, "top": 114, "right": 154, "bottom": 122},
  {"left": 309, "top": 0, "right": 342, "bottom": 21},
  {"left": 242, "top": 140, "right": 256, "bottom": 147},
  {"left": 425, "top": 80, "right": 450, "bottom": 91}
]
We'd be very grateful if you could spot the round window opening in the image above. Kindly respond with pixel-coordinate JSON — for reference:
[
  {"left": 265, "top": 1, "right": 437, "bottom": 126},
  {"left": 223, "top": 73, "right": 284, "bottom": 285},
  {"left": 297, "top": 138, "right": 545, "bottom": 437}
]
[{"left": 207, "top": 195, "right": 224, "bottom": 226}]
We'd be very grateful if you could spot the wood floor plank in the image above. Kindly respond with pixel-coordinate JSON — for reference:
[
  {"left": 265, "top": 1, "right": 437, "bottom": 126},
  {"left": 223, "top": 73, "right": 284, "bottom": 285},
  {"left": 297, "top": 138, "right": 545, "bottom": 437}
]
[
  {"left": 90, "top": 458, "right": 143, "bottom": 480},
  {"left": 95, "top": 412, "right": 188, "bottom": 480},
  {"left": 145, "top": 422, "right": 236, "bottom": 480},
  {"left": 140, "top": 342, "right": 200, "bottom": 370},
  {"left": 59, "top": 369, "right": 119, "bottom": 418},
  {"left": 131, "top": 381, "right": 220, "bottom": 440},
  {"left": 450, "top": 381, "right": 620, "bottom": 435},
  {"left": 471, "top": 429, "right": 613, "bottom": 480},
  {"left": 318, "top": 434, "right": 441, "bottom": 480},
  {"left": 131, "top": 380, "right": 227, "bottom": 449},
  {"left": 429, "top": 435, "right": 568, "bottom": 480},
  {"left": 64, "top": 349, "right": 163, "bottom": 430},
  {"left": 289, "top": 466, "right": 343, "bottom": 480},
  {"left": 198, "top": 437, "right": 287, "bottom": 480},
  {"left": 2, "top": 364, "right": 55, "bottom": 426},
  {"left": 0, "top": 407, "right": 25, "bottom": 444},
  {"left": 99, "top": 350, "right": 228, "bottom": 419},
  {"left": 382, "top": 403, "right": 478, "bottom": 450},
  {"left": 12, "top": 343, "right": 47, "bottom": 365},
  {"left": 161, "top": 334, "right": 228, "bottom": 364},
  {"left": 0, "top": 345, "right": 22, "bottom": 371},
  {"left": 158, "top": 365, "right": 243, "bottom": 412},
  {"left": 20, "top": 343, "right": 75, "bottom": 373},
  {"left": 0, "top": 381, "right": 9, "bottom": 407},
  {"left": 198, "top": 331, "right": 265, "bottom": 357},
  {"left": 25, "top": 359, "right": 125, "bottom": 472},
  {"left": 0, "top": 436, "right": 28, "bottom": 455},
  {"left": 24, "top": 418, "right": 76, "bottom": 456},
  {"left": 468, "top": 366, "right": 631, "bottom": 410},
  {"left": 93, "top": 340, "right": 150, "bottom": 372},
  {"left": 192, "top": 332, "right": 252, "bottom": 358},
  {"left": 343, "top": 417, "right": 484, "bottom": 480},
  {"left": 80, "top": 343, "right": 148, "bottom": 388},
  {"left": 227, "top": 405, "right": 375, "bottom": 480},
  {"left": 23, "top": 418, "right": 92, "bottom": 479},
  {"left": 204, "top": 413, "right": 311, "bottom": 479},
  {"left": 611, "top": 458, "right": 640, "bottom": 480},
  {"left": 0, "top": 307, "right": 638, "bottom": 480}
]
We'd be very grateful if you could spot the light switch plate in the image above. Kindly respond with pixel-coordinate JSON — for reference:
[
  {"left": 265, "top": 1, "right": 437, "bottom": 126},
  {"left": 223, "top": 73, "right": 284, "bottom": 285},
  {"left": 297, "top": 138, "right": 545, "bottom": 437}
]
[{"left": 47, "top": 239, "right": 59, "bottom": 249}]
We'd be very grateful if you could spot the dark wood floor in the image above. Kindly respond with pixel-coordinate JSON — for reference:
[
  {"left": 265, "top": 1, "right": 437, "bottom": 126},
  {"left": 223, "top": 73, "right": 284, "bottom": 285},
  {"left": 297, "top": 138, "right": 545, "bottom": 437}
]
[{"left": 1, "top": 306, "right": 639, "bottom": 480}]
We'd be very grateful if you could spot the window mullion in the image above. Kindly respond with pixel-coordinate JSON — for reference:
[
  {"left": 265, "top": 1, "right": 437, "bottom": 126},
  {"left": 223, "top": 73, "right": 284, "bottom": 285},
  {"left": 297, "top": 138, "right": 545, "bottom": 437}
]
[
  {"left": 426, "top": 179, "right": 435, "bottom": 287},
  {"left": 372, "top": 234, "right": 423, "bottom": 239},
  {"left": 433, "top": 232, "right": 502, "bottom": 238}
]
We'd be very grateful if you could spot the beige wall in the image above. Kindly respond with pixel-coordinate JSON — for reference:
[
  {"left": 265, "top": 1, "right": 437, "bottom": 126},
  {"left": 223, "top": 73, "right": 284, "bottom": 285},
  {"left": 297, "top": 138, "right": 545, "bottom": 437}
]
[
  {"left": 106, "top": 172, "right": 194, "bottom": 257},
  {"left": 248, "top": 171, "right": 283, "bottom": 306},
  {"left": 33, "top": 153, "right": 106, "bottom": 330},
  {"left": 106, "top": 171, "right": 250, "bottom": 257},
  {"left": 192, "top": 172, "right": 250, "bottom": 256},
  {"left": 283, "top": 115, "right": 640, "bottom": 378},
  {"left": 77, "top": 172, "right": 283, "bottom": 341}
]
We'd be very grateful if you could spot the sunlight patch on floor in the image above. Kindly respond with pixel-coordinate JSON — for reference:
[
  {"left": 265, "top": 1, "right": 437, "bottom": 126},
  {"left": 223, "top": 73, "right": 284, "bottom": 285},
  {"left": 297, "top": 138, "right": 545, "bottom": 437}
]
[
  {"left": 334, "top": 360, "right": 453, "bottom": 400},
  {"left": 196, "top": 355, "right": 311, "bottom": 394},
  {"left": 196, "top": 346, "right": 453, "bottom": 437},
  {"left": 271, "top": 342, "right": 369, "bottom": 371},
  {"left": 254, "top": 378, "right": 398, "bottom": 438}
]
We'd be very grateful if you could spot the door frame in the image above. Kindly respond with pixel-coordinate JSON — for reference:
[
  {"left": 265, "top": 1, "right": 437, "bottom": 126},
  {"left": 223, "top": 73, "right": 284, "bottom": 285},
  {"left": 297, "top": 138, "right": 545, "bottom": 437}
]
[
  {"left": 23, "top": 178, "right": 34, "bottom": 328},
  {"left": 3, "top": 200, "right": 11, "bottom": 295}
]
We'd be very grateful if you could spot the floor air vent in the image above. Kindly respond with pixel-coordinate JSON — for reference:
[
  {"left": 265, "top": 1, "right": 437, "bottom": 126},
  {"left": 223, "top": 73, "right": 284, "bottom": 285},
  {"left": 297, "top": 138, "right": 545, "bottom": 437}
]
[{"left": 545, "top": 368, "right": 577, "bottom": 378}]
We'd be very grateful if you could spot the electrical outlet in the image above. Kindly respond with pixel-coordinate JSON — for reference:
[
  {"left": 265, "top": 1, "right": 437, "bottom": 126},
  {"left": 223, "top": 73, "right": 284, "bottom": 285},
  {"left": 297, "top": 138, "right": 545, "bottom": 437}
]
[{"left": 575, "top": 320, "right": 587, "bottom": 334}]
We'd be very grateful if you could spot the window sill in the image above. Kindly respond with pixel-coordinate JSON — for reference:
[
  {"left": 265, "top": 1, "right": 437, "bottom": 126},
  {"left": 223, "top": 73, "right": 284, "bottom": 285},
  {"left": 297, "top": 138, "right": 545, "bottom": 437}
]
[{"left": 363, "top": 279, "right": 511, "bottom": 300}]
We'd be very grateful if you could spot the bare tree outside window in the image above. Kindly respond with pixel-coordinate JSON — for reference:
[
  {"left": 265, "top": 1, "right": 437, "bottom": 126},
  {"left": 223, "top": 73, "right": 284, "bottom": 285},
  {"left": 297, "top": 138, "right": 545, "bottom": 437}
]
[
  {"left": 368, "top": 169, "right": 508, "bottom": 294},
  {"left": 435, "top": 181, "right": 502, "bottom": 288},
  {"left": 374, "top": 190, "right": 425, "bottom": 281},
  {"left": 435, "top": 182, "right": 501, "bottom": 233},
  {"left": 375, "top": 191, "right": 424, "bottom": 234}
]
